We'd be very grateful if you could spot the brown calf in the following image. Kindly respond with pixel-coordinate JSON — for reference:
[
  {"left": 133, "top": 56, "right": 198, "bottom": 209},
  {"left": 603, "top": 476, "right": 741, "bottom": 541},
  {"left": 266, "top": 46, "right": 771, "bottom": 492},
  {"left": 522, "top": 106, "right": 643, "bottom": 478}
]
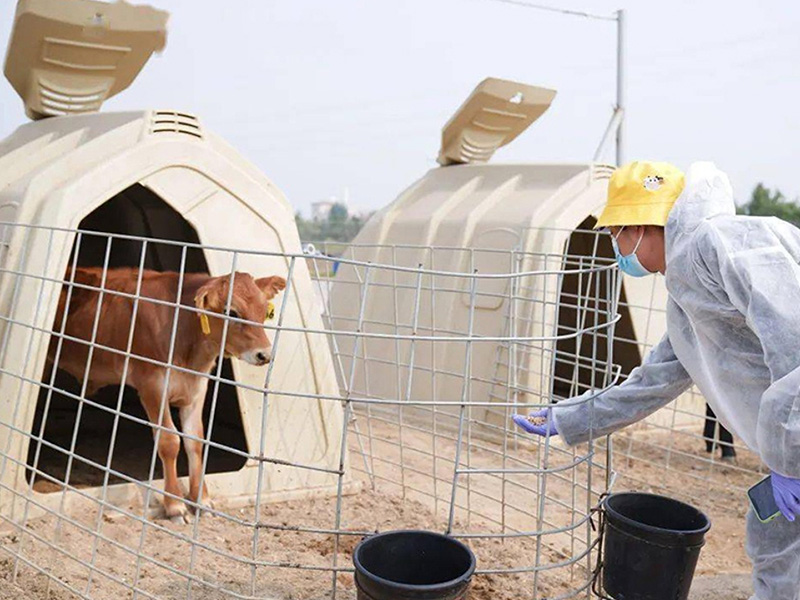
[{"left": 48, "top": 267, "right": 286, "bottom": 522}]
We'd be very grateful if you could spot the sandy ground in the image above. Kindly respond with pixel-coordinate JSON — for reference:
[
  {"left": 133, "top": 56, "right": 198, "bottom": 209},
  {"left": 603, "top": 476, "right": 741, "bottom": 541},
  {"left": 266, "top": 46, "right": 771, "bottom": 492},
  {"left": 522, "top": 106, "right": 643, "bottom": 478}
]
[
  {"left": 689, "top": 575, "right": 752, "bottom": 600},
  {"left": 0, "top": 572, "right": 751, "bottom": 600},
  {"left": 0, "top": 414, "right": 758, "bottom": 600}
]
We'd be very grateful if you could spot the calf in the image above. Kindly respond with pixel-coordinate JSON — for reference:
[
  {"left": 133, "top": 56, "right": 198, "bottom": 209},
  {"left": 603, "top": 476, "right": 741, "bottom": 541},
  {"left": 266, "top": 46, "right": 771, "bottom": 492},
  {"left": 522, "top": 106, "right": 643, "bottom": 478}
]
[{"left": 48, "top": 267, "right": 286, "bottom": 522}]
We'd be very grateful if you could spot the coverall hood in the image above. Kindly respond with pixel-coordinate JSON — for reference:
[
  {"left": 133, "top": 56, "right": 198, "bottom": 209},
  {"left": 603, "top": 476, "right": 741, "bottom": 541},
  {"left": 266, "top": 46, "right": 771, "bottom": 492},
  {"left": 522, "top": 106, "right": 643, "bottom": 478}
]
[
  {"left": 664, "top": 162, "right": 736, "bottom": 269},
  {"left": 665, "top": 162, "right": 736, "bottom": 264}
]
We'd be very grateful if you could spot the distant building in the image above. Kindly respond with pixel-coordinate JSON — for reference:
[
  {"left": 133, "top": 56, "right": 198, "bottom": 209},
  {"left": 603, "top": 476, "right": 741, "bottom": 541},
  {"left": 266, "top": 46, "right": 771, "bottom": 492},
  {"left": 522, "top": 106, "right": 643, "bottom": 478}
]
[{"left": 310, "top": 190, "right": 372, "bottom": 221}]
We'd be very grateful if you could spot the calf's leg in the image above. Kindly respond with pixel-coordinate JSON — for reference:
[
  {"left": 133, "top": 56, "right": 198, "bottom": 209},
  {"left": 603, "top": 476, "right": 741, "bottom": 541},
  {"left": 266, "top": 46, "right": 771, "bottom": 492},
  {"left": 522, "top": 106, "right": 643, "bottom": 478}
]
[
  {"left": 140, "top": 389, "right": 188, "bottom": 523},
  {"left": 180, "top": 398, "right": 213, "bottom": 513}
]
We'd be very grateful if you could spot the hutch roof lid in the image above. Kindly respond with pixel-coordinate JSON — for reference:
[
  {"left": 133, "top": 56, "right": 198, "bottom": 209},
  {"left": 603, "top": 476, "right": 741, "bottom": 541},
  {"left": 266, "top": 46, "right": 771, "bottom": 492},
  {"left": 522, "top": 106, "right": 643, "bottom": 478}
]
[
  {"left": 3, "top": 0, "right": 168, "bottom": 120},
  {"left": 437, "top": 77, "right": 556, "bottom": 166}
]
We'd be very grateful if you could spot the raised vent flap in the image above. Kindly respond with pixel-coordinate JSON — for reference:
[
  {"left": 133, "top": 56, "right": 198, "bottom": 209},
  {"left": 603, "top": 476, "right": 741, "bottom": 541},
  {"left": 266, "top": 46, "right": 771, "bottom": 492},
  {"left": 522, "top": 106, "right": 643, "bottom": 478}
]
[
  {"left": 438, "top": 78, "right": 556, "bottom": 166},
  {"left": 4, "top": 0, "right": 169, "bottom": 120}
]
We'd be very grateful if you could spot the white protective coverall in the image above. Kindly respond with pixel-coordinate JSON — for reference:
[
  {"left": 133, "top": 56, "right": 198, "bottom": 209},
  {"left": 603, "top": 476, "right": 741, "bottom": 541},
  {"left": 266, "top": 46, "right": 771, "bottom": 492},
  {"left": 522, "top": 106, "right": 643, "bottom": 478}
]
[{"left": 551, "top": 162, "right": 800, "bottom": 600}]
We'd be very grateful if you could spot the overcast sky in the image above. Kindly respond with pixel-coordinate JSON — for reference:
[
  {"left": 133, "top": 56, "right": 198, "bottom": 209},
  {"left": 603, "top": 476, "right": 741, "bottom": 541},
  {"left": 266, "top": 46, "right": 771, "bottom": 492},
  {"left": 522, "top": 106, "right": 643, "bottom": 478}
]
[{"left": 1, "top": 0, "right": 798, "bottom": 215}]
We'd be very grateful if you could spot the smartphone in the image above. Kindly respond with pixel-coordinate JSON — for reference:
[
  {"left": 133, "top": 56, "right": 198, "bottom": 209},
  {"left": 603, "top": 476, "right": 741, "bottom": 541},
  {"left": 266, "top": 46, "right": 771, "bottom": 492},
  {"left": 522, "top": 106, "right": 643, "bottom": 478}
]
[{"left": 748, "top": 475, "right": 781, "bottom": 523}]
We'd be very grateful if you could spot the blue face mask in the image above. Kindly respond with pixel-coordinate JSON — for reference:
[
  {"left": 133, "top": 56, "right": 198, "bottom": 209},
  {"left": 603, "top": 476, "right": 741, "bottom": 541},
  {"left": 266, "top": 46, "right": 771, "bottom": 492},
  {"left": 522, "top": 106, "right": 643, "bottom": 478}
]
[{"left": 611, "top": 229, "right": 654, "bottom": 278}]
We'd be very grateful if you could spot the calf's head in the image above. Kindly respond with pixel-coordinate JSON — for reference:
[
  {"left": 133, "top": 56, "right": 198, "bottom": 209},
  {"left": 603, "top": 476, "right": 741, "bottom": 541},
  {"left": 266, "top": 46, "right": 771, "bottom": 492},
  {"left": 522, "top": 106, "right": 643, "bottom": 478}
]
[{"left": 194, "top": 272, "right": 286, "bottom": 366}]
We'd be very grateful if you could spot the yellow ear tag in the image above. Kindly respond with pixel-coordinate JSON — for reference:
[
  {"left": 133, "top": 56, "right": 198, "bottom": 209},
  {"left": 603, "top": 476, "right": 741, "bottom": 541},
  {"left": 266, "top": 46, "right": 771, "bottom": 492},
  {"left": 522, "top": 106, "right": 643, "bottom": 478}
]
[
  {"left": 265, "top": 301, "right": 275, "bottom": 321},
  {"left": 200, "top": 313, "right": 211, "bottom": 335}
]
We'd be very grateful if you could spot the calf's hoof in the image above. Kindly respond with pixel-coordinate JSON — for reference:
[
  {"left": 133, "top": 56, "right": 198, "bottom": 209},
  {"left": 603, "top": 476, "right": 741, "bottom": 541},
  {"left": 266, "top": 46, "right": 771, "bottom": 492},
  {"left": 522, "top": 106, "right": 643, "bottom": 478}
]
[
  {"left": 187, "top": 495, "right": 215, "bottom": 517},
  {"left": 169, "top": 512, "right": 193, "bottom": 525},
  {"left": 164, "top": 501, "right": 192, "bottom": 524}
]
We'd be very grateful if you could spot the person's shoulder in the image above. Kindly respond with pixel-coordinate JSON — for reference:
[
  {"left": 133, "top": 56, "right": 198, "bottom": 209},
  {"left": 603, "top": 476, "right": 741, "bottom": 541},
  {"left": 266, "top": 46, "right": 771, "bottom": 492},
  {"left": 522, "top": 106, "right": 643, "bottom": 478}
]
[
  {"left": 699, "top": 214, "right": 800, "bottom": 258},
  {"left": 678, "top": 221, "right": 723, "bottom": 277},
  {"left": 695, "top": 214, "right": 754, "bottom": 246},
  {"left": 684, "top": 218, "right": 727, "bottom": 254},
  {"left": 680, "top": 216, "right": 753, "bottom": 275}
]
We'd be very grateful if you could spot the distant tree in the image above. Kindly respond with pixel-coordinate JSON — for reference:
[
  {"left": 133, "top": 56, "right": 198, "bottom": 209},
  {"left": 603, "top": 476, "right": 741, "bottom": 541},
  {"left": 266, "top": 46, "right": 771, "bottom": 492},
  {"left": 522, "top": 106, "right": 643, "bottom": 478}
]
[
  {"left": 295, "top": 203, "right": 372, "bottom": 252},
  {"left": 328, "top": 203, "right": 348, "bottom": 223},
  {"left": 738, "top": 184, "right": 800, "bottom": 228},
  {"left": 295, "top": 211, "right": 321, "bottom": 241}
]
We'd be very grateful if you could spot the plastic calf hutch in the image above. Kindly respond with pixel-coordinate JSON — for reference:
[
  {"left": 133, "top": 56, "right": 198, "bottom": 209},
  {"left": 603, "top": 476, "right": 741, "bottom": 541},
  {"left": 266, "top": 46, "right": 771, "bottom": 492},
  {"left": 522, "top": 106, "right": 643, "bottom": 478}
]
[{"left": 0, "top": 0, "right": 350, "bottom": 525}]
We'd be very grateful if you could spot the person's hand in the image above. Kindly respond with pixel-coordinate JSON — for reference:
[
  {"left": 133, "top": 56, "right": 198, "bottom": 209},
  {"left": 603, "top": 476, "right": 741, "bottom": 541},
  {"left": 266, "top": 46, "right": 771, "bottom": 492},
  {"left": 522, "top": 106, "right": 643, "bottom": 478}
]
[
  {"left": 512, "top": 409, "right": 558, "bottom": 437},
  {"left": 771, "top": 471, "right": 800, "bottom": 522}
]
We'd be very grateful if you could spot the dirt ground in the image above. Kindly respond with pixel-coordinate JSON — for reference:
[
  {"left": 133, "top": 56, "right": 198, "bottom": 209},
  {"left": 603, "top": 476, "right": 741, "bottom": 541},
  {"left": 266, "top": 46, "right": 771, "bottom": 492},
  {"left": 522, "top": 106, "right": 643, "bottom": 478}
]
[
  {"left": 0, "top": 415, "right": 757, "bottom": 600},
  {"left": 689, "top": 574, "right": 752, "bottom": 600}
]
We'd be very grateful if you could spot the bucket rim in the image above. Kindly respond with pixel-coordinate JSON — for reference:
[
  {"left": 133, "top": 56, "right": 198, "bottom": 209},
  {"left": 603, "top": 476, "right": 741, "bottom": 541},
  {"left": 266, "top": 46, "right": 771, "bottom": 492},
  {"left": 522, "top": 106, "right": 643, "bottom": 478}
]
[
  {"left": 353, "top": 529, "right": 477, "bottom": 592},
  {"left": 603, "top": 492, "right": 711, "bottom": 537}
]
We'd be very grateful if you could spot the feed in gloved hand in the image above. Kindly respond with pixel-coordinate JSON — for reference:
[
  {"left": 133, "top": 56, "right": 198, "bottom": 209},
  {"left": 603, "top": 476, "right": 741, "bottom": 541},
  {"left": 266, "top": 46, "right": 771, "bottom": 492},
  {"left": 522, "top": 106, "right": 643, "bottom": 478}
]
[{"left": 512, "top": 409, "right": 558, "bottom": 436}]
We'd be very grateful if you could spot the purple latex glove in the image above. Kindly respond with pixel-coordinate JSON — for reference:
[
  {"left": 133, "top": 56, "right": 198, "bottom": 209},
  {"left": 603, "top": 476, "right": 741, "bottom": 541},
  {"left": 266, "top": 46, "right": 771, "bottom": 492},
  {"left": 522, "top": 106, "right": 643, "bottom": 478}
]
[
  {"left": 512, "top": 409, "right": 558, "bottom": 437},
  {"left": 772, "top": 471, "right": 800, "bottom": 522}
]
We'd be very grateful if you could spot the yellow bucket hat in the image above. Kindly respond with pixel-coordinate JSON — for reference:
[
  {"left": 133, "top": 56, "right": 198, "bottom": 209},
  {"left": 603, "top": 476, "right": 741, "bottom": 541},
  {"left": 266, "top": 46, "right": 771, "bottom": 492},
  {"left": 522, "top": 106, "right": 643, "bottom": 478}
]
[{"left": 595, "top": 161, "right": 685, "bottom": 229}]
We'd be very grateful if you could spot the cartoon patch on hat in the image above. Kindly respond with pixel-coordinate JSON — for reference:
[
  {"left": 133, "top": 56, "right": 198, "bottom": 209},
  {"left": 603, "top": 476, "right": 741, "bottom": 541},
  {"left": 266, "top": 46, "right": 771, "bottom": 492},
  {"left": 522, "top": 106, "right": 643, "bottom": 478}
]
[{"left": 643, "top": 175, "right": 664, "bottom": 191}]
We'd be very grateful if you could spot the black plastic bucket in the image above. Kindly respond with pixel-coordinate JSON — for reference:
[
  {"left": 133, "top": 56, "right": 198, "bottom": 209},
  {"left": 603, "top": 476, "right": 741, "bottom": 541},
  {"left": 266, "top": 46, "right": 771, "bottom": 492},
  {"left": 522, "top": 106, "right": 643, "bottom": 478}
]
[
  {"left": 353, "top": 530, "right": 476, "bottom": 600},
  {"left": 602, "top": 493, "right": 711, "bottom": 600}
]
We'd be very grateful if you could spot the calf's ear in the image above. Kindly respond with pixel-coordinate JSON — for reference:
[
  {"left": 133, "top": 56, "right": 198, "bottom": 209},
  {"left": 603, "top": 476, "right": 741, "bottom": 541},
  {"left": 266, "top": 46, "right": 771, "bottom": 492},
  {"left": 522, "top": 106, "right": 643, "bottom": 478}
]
[
  {"left": 194, "top": 278, "right": 226, "bottom": 335},
  {"left": 256, "top": 276, "right": 287, "bottom": 299},
  {"left": 194, "top": 288, "right": 209, "bottom": 311},
  {"left": 194, "top": 277, "right": 227, "bottom": 311},
  {"left": 60, "top": 267, "right": 103, "bottom": 316}
]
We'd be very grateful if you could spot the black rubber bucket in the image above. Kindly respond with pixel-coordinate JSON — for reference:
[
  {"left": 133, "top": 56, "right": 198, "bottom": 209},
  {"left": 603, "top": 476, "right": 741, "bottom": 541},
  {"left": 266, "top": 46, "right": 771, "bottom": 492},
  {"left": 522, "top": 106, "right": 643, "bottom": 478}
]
[
  {"left": 353, "top": 530, "right": 476, "bottom": 600},
  {"left": 602, "top": 493, "right": 711, "bottom": 600}
]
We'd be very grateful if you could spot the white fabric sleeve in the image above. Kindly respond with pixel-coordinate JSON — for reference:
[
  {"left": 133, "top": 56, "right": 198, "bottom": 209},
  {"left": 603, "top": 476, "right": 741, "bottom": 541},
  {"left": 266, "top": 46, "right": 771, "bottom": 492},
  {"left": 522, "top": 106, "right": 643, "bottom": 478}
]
[
  {"left": 713, "top": 227, "right": 800, "bottom": 478},
  {"left": 551, "top": 333, "right": 693, "bottom": 446}
]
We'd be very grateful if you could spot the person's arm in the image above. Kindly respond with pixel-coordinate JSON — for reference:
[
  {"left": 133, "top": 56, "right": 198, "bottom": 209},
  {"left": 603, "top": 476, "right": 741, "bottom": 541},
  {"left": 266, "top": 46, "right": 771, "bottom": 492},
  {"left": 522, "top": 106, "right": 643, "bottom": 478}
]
[
  {"left": 552, "top": 333, "right": 693, "bottom": 446},
  {"left": 711, "top": 223, "right": 800, "bottom": 478}
]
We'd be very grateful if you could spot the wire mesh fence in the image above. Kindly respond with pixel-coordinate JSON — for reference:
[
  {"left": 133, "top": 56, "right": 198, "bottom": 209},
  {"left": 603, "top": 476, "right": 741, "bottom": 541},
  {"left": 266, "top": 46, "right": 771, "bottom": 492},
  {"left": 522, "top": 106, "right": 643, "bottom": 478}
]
[
  {"left": 314, "top": 230, "right": 766, "bottom": 518},
  {"left": 307, "top": 237, "right": 622, "bottom": 598},
  {"left": 0, "top": 223, "right": 620, "bottom": 599}
]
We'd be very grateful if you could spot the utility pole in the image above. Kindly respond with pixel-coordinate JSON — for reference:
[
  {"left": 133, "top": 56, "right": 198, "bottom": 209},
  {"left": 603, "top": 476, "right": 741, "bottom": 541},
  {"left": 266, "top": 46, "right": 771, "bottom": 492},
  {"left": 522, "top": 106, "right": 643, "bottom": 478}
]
[
  {"left": 615, "top": 9, "right": 626, "bottom": 166},
  {"left": 491, "top": 1, "right": 626, "bottom": 165}
]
